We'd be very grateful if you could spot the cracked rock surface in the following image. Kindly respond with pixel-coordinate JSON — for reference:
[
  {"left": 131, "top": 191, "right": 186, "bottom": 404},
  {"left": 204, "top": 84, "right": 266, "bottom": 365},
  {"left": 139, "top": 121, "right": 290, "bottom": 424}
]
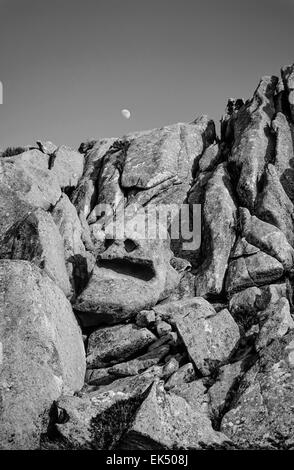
[{"left": 1, "top": 64, "right": 294, "bottom": 449}]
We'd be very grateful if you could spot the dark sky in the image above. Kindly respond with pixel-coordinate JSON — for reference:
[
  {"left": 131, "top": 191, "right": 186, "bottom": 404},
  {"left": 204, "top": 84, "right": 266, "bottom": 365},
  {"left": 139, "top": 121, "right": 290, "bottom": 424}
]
[{"left": 0, "top": 0, "right": 293, "bottom": 149}]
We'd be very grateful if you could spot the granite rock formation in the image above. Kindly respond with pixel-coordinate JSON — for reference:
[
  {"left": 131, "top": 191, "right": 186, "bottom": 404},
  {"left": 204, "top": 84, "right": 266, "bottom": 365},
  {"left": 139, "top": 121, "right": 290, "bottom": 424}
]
[{"left": 1, "top": 64, "right": 294, "bottom": 449}]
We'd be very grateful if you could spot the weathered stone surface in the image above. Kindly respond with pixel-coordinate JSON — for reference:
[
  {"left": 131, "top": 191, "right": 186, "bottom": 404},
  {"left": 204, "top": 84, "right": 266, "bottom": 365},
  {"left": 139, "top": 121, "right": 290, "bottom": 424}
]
[
  {"left": 272, "top": 112, "right": 294, "bottom": 203},
  {"left": 107, "top": 345, "right": 170, "bottom": 378},
  {"left": 153, "top": 296, "right": 216, "bottom": 325},
  {"left": 229, "top": 284, "right": 287, "bottom": 325},
  {"left": 136, "top": 310, "right": 156, "bottom": 328},
  {"left": 164, "top": 363, "right": 196, "bottom": 391},
  {"left": 121, "top": 120, "right": 212, "bottom": 192},
  {"left": 226, "top": 251, "right": 284, "bottom": 295},
  {"left": 75, "top": 232, "right": 179, "bottom": 326},
  {"left": 87, "top": 324, "right": 156, "bottom": 369},
  {"left": 256, "top": 297, "right": 294, "bottom": 351},
  {"left": 221, "top": 331, "right": 294, "bottom": 449},
  {"left": 208, "top": 362, "right": 244, "bottom": 421},
  {"left": 256, "top": 164, "right": 294, "bottom": 246},
  {"left": 36, "top": 140, "right": 57, "bottom": 155},
  {"left": 52, "top": 194, "right": 94, "bottom": 294},
  {"left": 198, "top": 143, "right": 221, "bottom": 174},
  {"left": 195, "top": 163, "right": 237, "bottom": 296},
  {"left": 229, "top": 286, "right": 263, "bottom": 319},
  {"left": 0, "top": 152, "right": 61, "bottom": 217},
  {"left": 50, "top": 145, "right": 84, "bottom": 189},
  {"left": 0, "top": 208, "right": 71, "bottom": 297},
  {"left": 123, "top": 382, "right": 230, "bottom": 449},
  {"left": 168, "top": 271, "right": 195, "bottom": 301},
  {"left": 87, "top": 147, "right": 124, "bottom": 224},
  {"left": 85, "top": 368, "right": 114, "bottom": 387},
  {"left": 229, "top": 75, "right": 278, "bottom": 210},
  {"left": 156, "top": 321, "right": 172, "bottom": 337},
  {"left": 1, "top": 148, "right": 50, "bottom": 170},
  {"left": 175, "top": 306, "right": 240, "bottom": 376},
  {"left": 72, "top": 138, "right": 116, "bottom": 219},
  {"left": 282, "top": 64, "right": 294, "bottom": 122},
  {"left": 0, "top": 260, "right": 86, "bottom": 450},
  {"left": 42, "top": 376, "right": 153, "bottom": 450},
  {"left": 230, "top": 237, "right": 259, "bottom": 259},
  {"left": 172, "top": 380, "right": 209, "bottom": 415},
  {"left": 241, "top": 208, "right": 294, "bottom": 270}
]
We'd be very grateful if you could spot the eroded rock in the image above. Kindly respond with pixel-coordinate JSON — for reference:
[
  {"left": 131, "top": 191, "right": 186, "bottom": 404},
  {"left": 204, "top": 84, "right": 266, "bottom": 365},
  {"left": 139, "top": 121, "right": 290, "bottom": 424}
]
[{"left": 0, "top": 260, "right": 85, "bottom": 450}]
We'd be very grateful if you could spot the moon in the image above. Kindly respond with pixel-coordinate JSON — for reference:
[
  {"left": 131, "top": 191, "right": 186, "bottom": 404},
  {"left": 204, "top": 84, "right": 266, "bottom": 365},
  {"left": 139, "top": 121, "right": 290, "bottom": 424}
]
[{"left": 121, "top": 109, "right": 131, "bottom": 120}]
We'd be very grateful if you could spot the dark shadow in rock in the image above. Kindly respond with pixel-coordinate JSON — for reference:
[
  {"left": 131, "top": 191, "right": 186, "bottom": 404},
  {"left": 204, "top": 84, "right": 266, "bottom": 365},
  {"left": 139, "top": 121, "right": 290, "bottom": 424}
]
[
  {"left": 68, "top": 254, "right": 92, "bottom": 295},
  {"left": 97, "top": 258, "right": 156, "bottom": 281}
]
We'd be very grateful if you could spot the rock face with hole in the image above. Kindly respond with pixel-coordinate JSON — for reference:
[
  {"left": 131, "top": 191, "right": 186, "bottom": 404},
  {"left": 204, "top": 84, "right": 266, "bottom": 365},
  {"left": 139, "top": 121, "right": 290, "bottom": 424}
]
[
  {"left": 3, "top": 62, "right": 294, "bottom": 450},
  {"left": 75, "top": 231, "right": 180, "bottom": 326},
  {"left": 0, "top": 260, "right": 86, "bottom": 450}
]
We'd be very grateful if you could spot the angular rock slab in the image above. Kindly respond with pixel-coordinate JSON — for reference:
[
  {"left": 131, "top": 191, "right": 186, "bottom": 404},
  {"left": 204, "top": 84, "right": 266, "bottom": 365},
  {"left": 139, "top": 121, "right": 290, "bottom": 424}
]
[
  {"left": 175, "top": 305, "right": 240, "bottom": 376},
  {"left": 195, "top": 163, "right": 237, "bottom": 296},
  {"left": 256, "top": 297, "right": 294, "bottom": 351},
  {"left": 226, "top": 251, "right": 284, "bottom": 295},
  {"left": 0, "top": 208, "right": 71, "bottom": 297},
  {"left": 256, "top": 164, "right": 294, "bottom": 246},
  {"left": 0, "top": 152, "right": 61, "bottom": 238},
  {"left": 71, "top": 138, "right": 116, "bottom": 219},
  {"left": 87, "top": 324, "right": 156, "bottom": 369},
  {"left": 282, "top": 64, "right": 294, "bottom": 123},
  {"left": 221, "top": 331, "right": 294, "bottom": 449},
  {"left": 0, "top": 260, "right": 86, "bottom": 450},
  {"left": 50, "top": 145, "right": 84, "bottom": 189},
  {"left": 122, "top": 382, "right": 230, "bottom": 449},
  {"left": 241, "top": 208, "right": 294, "bottom": 271},
  {"left": 229, "top": 75, "right": 278, "bottom": 210},
  {"left": 42, "top": 375, "right": 153, "bottom": 450},
  {"left": 52, "top": 194, "right": 94, "bottom": 295},
  {"left": 121, "top": 120, "right": 213, "bottom": 191}
]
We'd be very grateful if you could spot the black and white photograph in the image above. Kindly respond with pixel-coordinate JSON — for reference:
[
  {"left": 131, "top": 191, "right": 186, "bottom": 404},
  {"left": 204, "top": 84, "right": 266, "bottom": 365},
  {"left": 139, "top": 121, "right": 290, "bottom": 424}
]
[{"left": 0, "top": 0, "right": 294, "bottom": 460}]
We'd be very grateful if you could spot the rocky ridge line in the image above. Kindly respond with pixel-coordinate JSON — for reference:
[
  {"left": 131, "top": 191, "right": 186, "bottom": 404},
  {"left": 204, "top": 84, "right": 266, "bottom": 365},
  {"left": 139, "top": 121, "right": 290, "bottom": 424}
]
[{"left": 1, "top": 64, "right": 294, "bottom": 449}]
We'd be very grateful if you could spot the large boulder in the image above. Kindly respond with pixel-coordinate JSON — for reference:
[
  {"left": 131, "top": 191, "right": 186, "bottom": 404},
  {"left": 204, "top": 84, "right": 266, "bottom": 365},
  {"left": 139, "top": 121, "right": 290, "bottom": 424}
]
[
  {"left": 152, "top": 298, "right": 240, "bottom": 376},
  {"left": 75, "top": 228, "right": 179, "bottom": 326},
  {"left": 71, "top": 138, "right": 116, "bottom": 219},
  {"left": 229, "top": 75, "right": 278, "bottom": 210},
  {"left": 52, "top": 194, "right": 94, "bottom": 294},
  {"left": 0, "top": 260, "right": 86, "bottom": 450},
  {"left": 0, "top": 151, "right": 61, "bottom": 238},
  {"left": 87, "top": 324, "right": 156, "bottom": 369},
  {"left": 42, "top": 375, "right": 153, "bottom": 450},
  {"left": 49, "top": 145, "right": 84, "bottom": 189},
  {"left": 175, "top": 305, "right": 240, "bottom": 376},
  {"left": 256, "top": 164, "right": 294, "bottom": 246},
  {"left": 122, "top": 382, "right": 230, "bottom": 449},
  {"left": 281, "top": 64, "right": 294, "bottom": 123},
  {"left": 226, "top": 251, "right": 284, "bottom": 295},
  {"left": 241, "top": 208, "right": 294, "bottom": 271},
  {"left": 0, "top": 208, "right": 72, "bottom": 297},
  {"left": 221, "top": 331, "right": 294, "bottom": 449},
  {"left": 120, "top": 119, "right": 215, "bottom": 205},
  {"left": 195, "top": 163, "right": 237, "bottom": 296}
]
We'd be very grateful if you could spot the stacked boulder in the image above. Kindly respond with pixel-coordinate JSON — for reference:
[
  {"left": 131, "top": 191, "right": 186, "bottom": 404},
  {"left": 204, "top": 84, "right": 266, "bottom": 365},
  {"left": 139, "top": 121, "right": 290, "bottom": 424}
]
[{"left": 1, "top": 64, "right": 294, "bottom": 450}]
